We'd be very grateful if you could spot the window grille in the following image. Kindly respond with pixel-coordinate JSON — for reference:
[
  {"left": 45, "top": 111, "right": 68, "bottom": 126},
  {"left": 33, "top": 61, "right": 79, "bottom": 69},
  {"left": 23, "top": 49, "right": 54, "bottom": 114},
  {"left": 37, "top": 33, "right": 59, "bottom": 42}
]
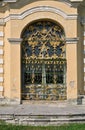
[{"left": 21, "top": 21, "right": 66, "bottom": 100}]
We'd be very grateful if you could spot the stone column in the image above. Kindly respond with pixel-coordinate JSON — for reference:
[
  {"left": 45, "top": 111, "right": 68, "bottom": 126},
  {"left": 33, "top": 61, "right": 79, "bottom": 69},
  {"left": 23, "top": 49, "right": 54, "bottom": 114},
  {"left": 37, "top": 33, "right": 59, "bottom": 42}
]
[
  {"left": 66, "top": 38, "right": 79, "bottom": 104},
  {"left": 8, "top": 38, "right": 22, "bottom": 104}
]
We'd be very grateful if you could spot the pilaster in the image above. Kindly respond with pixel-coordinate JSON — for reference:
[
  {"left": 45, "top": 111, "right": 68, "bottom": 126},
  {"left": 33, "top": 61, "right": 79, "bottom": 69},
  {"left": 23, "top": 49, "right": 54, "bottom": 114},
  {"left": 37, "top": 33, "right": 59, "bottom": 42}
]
[
  {"left": 66, "top": 38, "right": 79, "bottom": 104},
  {"left": 8, "top": 38, "right": 22, "bottom": 104},
  {"left": 81, "top": 18, "right": 85, "bottom": 93}
]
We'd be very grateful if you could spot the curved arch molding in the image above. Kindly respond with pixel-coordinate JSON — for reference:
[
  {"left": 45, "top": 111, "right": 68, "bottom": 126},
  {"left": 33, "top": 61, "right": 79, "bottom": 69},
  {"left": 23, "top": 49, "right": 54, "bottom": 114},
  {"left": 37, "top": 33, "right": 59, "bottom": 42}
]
[{"left": 0, "top": 6, "right": 78, "bottom": 24}]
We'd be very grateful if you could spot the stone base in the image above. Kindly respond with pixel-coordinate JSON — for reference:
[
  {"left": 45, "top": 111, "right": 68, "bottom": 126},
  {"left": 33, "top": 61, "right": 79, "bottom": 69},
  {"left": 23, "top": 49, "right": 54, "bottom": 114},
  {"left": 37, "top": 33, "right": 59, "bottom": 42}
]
[
  {"left": 0, "top": 97, "right": 85, "bottom": 105},
  {"left": 67, "top": 97, "right": 84, "bottom": 105},
  {"left": 67, "top": 99, "right": 78, "bottom": 105},
  {"left": 0, "top": 97, "right": 21, "bottom": 105}
]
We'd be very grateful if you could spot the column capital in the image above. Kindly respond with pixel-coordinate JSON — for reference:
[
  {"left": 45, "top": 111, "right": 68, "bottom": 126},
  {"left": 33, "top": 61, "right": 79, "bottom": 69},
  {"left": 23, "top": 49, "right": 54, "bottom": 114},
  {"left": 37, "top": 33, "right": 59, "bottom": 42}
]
[
  {"left": 66, "top": 37, "right": 79, "bottom": 44},
  {"left": 8, "top": 38, "right": 22, "bottom": 44}
]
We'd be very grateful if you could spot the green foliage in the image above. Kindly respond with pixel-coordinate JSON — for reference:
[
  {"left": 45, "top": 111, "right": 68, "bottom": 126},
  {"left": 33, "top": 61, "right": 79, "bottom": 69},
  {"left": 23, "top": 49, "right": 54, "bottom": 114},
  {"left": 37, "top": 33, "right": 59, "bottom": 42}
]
[
  {"left": 0, "top": 124, "right": 85, "bottom": 130},
  {"left": 0, "top": 119, "right": 6, "bottom": 125}
]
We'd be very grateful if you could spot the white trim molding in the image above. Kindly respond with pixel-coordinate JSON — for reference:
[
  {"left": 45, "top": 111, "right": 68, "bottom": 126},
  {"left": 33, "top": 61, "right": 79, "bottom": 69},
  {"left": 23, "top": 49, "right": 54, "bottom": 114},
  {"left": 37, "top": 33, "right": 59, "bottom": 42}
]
[
  {"left": 0, "top": 59, "right": 3, "bottom": 64},
  {"left": 0, "top": 32, "right": 4, "bottom": 37},
  {"left": 0, "top": 49, "right": 3, "bottom": 55},
  {"left": 0, "top": 41, "right": 3, "bottom": 46},
  {"left": 0, "top": 6, "right": 78, "bottom": 24},
  {"left": 0, "top": 68, "right": 3, "bottom": 73},
  {"left": 8, "top": 38, "right": 22, "bottom": 44},
  {"left": 0, "top": 86, "right": 3, "bottom": 92},
  {"left": 66, "top": 37, "right": 79, "bottom": 44},
  {"left": 0, "top": 77, "right": 3, "bottom": 82}
]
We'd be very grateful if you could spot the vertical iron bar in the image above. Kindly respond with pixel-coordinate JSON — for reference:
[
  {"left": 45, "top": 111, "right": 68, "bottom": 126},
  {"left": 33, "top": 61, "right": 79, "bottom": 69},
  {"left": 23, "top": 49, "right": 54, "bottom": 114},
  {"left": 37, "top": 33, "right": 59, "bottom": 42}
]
[{"left": 42, "top": 61, "right": 46, "bottom": 99}]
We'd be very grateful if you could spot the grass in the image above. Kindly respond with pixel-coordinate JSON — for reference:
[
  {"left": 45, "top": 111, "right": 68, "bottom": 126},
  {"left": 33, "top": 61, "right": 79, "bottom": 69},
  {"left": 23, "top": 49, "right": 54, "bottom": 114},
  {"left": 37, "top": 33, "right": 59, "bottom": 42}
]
[{"left": 0, "top": 123, "right": 85, "bottom": 130}]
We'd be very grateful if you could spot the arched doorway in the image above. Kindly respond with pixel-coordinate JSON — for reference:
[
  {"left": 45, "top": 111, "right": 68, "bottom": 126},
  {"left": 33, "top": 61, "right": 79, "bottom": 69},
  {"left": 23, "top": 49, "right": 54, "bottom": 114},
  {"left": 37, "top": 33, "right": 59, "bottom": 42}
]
[{"left": 21, "top": 20, "right": 66, "bottom": 100}]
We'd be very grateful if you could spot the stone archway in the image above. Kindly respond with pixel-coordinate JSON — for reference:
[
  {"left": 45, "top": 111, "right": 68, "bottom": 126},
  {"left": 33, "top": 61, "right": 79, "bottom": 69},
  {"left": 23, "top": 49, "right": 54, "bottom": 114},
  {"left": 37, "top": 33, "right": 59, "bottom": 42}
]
[{"left": 21, "top": 20, "right": 66, "bottom": 101}]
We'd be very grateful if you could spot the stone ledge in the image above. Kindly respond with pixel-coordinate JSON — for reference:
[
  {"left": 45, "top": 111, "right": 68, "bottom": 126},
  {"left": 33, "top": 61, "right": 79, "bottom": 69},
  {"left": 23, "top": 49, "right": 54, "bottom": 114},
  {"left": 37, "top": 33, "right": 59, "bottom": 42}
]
[
  {"left": 66, "top": 37, "right": 79, "bottom": 44},
  {"left": 8, "top": 38, "right": 22, "bottom": 44}
]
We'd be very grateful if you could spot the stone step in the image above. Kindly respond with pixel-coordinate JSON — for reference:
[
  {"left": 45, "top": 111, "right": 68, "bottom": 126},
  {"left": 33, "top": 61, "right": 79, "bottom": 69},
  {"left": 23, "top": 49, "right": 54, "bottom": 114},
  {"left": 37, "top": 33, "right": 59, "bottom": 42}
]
[{"left": 1, "top": 113, "right": 85, "bottom": 125}]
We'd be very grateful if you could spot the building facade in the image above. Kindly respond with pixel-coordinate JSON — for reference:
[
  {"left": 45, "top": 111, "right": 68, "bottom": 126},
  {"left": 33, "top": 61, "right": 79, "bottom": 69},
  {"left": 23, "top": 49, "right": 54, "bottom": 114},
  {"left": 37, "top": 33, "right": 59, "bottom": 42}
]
[{"left": 0, "top": 0, "right": 85, "bottom": 104}]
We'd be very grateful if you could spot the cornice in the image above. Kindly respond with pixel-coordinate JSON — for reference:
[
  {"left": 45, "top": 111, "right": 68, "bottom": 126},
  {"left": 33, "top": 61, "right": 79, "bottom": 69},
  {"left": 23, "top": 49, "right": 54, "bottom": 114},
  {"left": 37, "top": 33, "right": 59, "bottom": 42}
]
[
  {"left": 0, "top": 0, "right": 17, "bottom": 7},
  {"left": 0, "top": 0, "right": 84, "bottom": 7}
]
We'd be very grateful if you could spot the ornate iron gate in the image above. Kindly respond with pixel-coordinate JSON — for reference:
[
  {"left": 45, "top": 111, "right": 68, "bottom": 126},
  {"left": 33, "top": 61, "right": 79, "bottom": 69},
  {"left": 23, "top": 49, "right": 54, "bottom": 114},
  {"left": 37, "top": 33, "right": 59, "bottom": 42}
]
[{"left": 21, "top": 21, "right": 66, "bottom": 100}]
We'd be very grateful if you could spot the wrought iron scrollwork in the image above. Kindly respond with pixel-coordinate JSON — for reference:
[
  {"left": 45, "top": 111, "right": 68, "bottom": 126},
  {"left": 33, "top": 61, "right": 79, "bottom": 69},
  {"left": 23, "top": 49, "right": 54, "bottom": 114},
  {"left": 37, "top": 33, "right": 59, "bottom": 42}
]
[{"left": 22, "top": 21, "right": 65, "bottom": 59}]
